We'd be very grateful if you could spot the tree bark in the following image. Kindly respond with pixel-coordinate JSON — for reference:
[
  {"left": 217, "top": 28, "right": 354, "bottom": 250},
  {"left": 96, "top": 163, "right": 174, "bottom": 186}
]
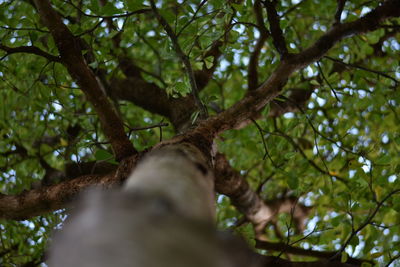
[{"left": 48, "top": 144, "right": 258, "bottom": 267}]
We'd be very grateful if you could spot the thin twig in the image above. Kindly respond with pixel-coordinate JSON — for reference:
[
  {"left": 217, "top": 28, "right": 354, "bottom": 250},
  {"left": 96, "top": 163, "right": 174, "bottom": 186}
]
[
  {"left": 0, "top": 25, "right": 49, "bottom": 33},
  {"left": 332, "top": 189, "right": 400, "bottom": 260},
  {"left": 324, "top": 56, "right": 399, "bottom": 85},
  {"left": 316, "top": 61, "right": 340, "bottom": 102},
  {"left": 177, "top": 0, "right": 208, "bottom": 37},
  {"left": 124, "top": 122, "right": 169, "bottom": 137},
  {"left": 64, "top": 0, "right": 150, "bottom": 19}
]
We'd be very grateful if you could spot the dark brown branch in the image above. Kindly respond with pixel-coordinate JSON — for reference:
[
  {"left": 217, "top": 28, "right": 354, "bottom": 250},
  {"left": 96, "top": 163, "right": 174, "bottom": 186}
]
[
  {"left": 214, "top": 153, "right": 273, "bottom": 236},
  {"left": 33, "top": 0, "right": 137, "bottom": 160},
  {"left": 0, "top": 44, "right": 61, "bottom": 62},
  {"left": 110, "top": 38, "right": 223, "bottom": 131},
  {"left": 0, "top": 25, "right": 49, "bottom": 33},
  {"left": 334, "top": 0, "right": 347, "bottom": 25},
  {"left": 149, "top": 0, "right": 208, "bottom": 119},
  {"left": 0, "top": 155, "right": 138, "bottom": 220},
  {"left": 291, "top": 0, "right": 400, "bottom": 66},
  {"left": 269, "top": 88, "right": 313, "bottom": 117},
  {"left": 214, "top": 153, "right": 311, "bottom": 236},
  {"left": 259, "top": 256, "right": 358, "bottom": 267},
  {"left": 264, "top": 0, "right": 288, "bottom": 58},
  {"left": 256, "top": 240, "right": 371, "bottom": 266},
  {"left": 190, "top": 0, "right": 400, "bottom": 139},
  {"left": 110, "top": 77, "right": 196, "bottom": 131},
  {"left": 248, "top": 0, "right": 270, "bottom": 90},
  {"left": 0, "top": 174, "right": 111, "bottom": 220},
  {"left": 324, "top": 55, "right": 398, "bottom": 85}
]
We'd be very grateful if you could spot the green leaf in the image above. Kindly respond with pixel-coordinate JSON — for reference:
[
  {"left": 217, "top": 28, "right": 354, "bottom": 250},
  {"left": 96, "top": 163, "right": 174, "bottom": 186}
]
[
  {"left": 341, "top": 252, "right": 348, "bottom": 263},
  {"left": 370, "top": 252, "right": 384, "bottom": 258},
  {"left": 204, "top": 56, "right": 214, "bottom": 69},
  {"left": 126, "top": 0, "right": 144, "bottom": 11},
  {"left": 101, "top": 2, "right": 121, "bottom": 15},
  {"left": 375, "top": 155, "right": 391, "bottom": 165},
  {"left": 95, "top": 150, "right": 118, "bottom": 165},
  {"left": 95, "top": 149, "right": 113, "bottom": 161},
  {"left": 284, "top": 151, "right": 296, "bottom": 159},
  {"left": 175, "top": 82, "right": 187, "bottom": 93},
  {"left": 88, "top": 0, "right": 100, "bottom": 12},
  {"left": 287, "top": 173, "right": 299, "bottom": 189}
]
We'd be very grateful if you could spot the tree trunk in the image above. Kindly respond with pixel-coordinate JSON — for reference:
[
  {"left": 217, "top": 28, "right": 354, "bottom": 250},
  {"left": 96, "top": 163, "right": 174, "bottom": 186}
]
[{"left": 48, "top": 143, "right": 259, "bottom": 267}]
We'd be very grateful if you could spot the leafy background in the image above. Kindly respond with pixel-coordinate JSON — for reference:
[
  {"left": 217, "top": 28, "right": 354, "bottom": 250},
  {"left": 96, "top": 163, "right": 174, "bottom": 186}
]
[{"left": 0, "top": 0, "right": 399, "bottom": 265}]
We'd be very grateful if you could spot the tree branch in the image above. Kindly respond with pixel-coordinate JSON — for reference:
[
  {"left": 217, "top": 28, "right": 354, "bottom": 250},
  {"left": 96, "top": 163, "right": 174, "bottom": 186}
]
[
  {"left": 324, "top": 55, "right": 398, "bottom": 85},
  {"left": 0, "top": 174, "right": 110, "bottom": 220},
  {"left": 264, "top": 0, "right": 288, "bottom": 58},
  {"left": 0, "top": 155, "right": 138, "bottom": 220},
  {"left": 334, "top": 0, "right": 347, "bottom": 25},
  {"left": 256, "top": 240, "right": 372, "bottom": 266},
  {"left": 33, "top": 0, "right": 137, "bottom": 160},
  {"left": 248, "top": 0, "right": 270, "bottom": 90},
  {"left": 0, "top": 44, "right": 61, "bottom": 62},
  {"left": 149, "top": 0, "right": 208, "bottom": 119},
  {"left": 332, "top": 189, "right": 400, "bottom": 260},
  {"left": 214, "top": 153, "right": 311, "bottom": 237},
  {"left": 110, "top": 39, "right": 224, "bottom": 131},
  {"left": 191, "top": 0, "right": 400, "bottom": 139}
]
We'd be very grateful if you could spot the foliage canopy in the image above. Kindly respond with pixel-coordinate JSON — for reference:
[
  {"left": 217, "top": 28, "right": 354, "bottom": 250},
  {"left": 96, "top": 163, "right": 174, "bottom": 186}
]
[{"left": 0, "top": 0, "right": 399, "bottom": 266}]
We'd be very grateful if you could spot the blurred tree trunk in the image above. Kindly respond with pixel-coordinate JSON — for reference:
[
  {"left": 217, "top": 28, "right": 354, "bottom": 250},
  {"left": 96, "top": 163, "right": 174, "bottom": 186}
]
[{"left": 48, "top": 143, "right": 258, "bottom": 267}]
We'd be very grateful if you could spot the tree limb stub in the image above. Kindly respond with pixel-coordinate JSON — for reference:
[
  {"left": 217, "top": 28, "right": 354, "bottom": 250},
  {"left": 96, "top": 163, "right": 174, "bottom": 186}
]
[{"left": 33, "top": 0, "right": 137, "bottom": 160}]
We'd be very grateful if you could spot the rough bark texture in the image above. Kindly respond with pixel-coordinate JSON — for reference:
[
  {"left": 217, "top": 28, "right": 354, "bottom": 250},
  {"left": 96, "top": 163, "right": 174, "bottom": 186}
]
[
  {"left": 33, "top": 0, "right": 136, "bottom": 159},
  {"left": 48, "top": 144, "right": 258, "bottom": 267},
  {"left": 0, "top": 155, "right": 138, "bottom": 220}
]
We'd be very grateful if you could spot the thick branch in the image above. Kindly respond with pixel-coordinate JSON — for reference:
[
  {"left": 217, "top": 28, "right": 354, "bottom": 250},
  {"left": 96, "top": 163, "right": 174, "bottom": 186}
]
[
  {"left": 191, "top": 0, "right": 400, "bottom": 139},
  {"left": 0, "top": 174, "right": 112, "bottom": 220},
  {"left": 291, "top": 0, "right": 400, "bottom": 66},
  {"left": 214, "top": 153, "right": 273, "bottom": 236},
  {"left": 0, "top": 44, "right": 61, "bottom": 62},
  {"left": 256, "top": 240, "right": 371, "bottom": 266},
  {"left": 0, "top": 155, "right": 138, "bottom": 220},
  {"left": 110, "top": 77, "right": 197, "bottom": 131},
  {"left": 268, "top": 88, "right": 313, "bottom": 117},
  {"left": 33, "top": 0, "right": 137, "bottom": 160},
  {"left": 258, "top": 254, "right": 359, "bottom": 267},
  {"left": 214, "top": 153, "right": 310, "bottom": 236},
  {"left": 111, "top": 39, "right": 223, "bottom": 131},
  {"left": 264, "top": 0, "right": 288, "bottom": 57},
  {"left": 248, "top": 0, "right": 270, "bottom": 90}
]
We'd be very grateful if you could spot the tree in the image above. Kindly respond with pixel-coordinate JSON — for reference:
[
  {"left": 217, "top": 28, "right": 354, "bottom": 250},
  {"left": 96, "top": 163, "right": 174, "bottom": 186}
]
[{"left": 0, "top": 0, "right": 399, "bottom": 265}]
